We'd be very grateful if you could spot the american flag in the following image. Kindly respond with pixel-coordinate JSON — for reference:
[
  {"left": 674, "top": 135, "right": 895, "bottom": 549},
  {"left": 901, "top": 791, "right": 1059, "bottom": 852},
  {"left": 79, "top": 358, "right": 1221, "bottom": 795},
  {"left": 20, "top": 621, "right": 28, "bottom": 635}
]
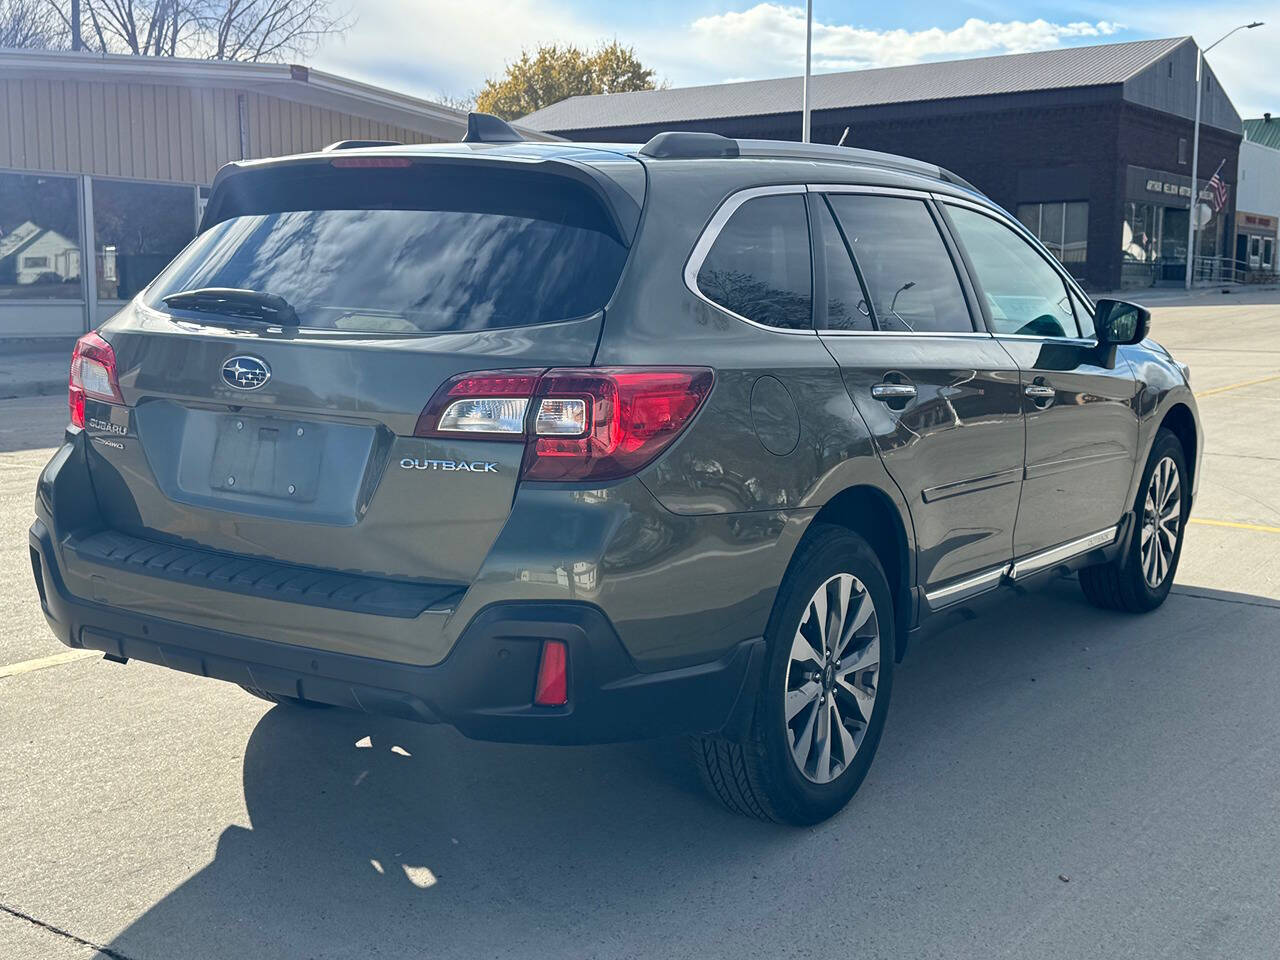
[{"left": 1207, "top": 170, "right": 1229, "bottom": 212}]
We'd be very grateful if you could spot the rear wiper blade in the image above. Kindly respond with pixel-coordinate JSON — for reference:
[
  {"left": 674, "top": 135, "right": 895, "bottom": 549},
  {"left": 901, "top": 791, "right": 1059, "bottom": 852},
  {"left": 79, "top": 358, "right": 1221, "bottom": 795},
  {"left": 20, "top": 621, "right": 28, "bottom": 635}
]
[{"left": 161, "top": 287, "right": 299, "bottom": 327}]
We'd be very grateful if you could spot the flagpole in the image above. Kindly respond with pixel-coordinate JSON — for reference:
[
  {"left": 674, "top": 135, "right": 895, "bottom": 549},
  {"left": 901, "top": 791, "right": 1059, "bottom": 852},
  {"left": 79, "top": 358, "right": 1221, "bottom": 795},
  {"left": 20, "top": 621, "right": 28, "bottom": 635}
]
[
  {"left": 1191, "top": 157, "right": 1229, "bottom": 276},
  {"left": 801, "top": 0, "right": 813, "bottom": 143}
]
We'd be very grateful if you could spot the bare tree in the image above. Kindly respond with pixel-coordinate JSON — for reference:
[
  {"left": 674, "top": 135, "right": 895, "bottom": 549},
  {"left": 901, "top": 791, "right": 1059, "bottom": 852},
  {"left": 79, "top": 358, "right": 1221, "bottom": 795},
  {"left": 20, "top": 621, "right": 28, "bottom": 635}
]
[
  {"left": 45, "top": 0, "right": 349, "bottom": 60},
  {"left": 205, "top": 0, "right": 350, "bottom": 61},
  {"left": 1, "top": 0, "right": 67, "bottom": 47}
]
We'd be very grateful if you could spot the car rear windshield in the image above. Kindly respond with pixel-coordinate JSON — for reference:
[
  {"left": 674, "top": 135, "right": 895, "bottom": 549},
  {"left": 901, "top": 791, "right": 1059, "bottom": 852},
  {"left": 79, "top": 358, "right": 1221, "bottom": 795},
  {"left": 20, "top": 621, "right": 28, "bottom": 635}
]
[{"left": 144, "top": 162, "right": 630, "bottom": 334}]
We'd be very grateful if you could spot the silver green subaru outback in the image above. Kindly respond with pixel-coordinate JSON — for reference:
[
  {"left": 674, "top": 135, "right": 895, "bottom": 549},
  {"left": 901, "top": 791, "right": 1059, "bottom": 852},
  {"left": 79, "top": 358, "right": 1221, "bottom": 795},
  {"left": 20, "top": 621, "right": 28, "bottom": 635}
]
[{"left": 31, "top": 115, "right": 1201, "bottom": 824}]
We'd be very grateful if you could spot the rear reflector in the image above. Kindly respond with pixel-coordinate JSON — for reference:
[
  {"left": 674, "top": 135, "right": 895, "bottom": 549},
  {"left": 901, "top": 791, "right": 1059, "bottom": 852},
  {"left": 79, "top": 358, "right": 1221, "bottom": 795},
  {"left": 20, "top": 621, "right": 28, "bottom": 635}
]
[
  {"left": 533, "top": 640, "right": 569, "bottom": 707},
  {"left": 69, "top": 331, "right": 123, "bottom": 428},
  {"left": 414, "top": 367, "right": 713, "bottom": 482}
]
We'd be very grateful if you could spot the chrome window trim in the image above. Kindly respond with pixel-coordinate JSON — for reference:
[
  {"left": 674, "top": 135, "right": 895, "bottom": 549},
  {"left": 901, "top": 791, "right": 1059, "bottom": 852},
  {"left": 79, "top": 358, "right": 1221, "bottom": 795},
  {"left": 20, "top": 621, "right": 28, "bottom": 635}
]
[
  {"left": 806, "top": 183, "right": 936, "bottom": 200},
  {"left": 934, "top": 192, "right": 1097, "bottom": 326},
  {"left": 819, "top": 329, "right": 992, "bottom": 339},
  {"left": 683, "top": 184, "right": 817, "bottom": 336}
]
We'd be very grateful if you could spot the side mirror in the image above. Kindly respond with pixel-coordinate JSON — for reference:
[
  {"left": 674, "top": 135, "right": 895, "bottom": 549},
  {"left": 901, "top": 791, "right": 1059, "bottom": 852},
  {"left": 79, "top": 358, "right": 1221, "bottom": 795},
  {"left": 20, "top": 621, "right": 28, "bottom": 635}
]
[{"left": 1094, "top": 299, "right": 1151, "bottom": 346}]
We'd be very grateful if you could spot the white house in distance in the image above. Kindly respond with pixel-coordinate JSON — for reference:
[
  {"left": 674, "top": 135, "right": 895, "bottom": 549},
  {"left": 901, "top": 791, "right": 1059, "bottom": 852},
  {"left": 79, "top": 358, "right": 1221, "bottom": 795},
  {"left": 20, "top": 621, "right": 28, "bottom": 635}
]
[{"left": 0, "top": 221, "right": 82, "bottom": 290}]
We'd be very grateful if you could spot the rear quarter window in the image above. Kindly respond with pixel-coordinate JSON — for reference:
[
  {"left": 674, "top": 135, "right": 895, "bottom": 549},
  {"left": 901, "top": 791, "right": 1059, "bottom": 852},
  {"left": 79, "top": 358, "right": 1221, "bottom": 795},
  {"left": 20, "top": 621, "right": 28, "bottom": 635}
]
[{"left": 695, "top": 193, "right": 813, "bottom": 330}]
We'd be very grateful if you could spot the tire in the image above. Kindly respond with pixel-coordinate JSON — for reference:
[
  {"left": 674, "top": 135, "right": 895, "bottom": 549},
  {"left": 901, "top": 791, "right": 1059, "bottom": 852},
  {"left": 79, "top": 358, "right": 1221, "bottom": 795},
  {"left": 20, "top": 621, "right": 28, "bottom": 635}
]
[
  {"left": 1080, "top": 428, "right": 1189, "bottom": 613},
  {"left": 693, "top": 524, "right": 894, "bottom": 825},
  {"left": 238, "top": 684, "right": 331, "bottom": 709}
]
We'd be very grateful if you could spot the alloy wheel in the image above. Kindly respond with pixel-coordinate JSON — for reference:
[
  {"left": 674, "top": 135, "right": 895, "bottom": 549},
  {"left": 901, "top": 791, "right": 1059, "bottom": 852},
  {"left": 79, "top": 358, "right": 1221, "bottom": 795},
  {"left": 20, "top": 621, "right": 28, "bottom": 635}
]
[
  {"left": 784, "top": 573, "right": 881, "bottom": 784},
  {"left": 1141, "top": 455, "right": 1182, "bottom": 588}
]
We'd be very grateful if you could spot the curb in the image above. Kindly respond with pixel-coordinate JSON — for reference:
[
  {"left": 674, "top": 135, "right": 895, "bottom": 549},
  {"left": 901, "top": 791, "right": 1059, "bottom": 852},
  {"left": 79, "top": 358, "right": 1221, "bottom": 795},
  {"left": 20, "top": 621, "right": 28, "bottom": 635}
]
[{"left": 0, "top": 378, "right": 66, "bottom": 401}]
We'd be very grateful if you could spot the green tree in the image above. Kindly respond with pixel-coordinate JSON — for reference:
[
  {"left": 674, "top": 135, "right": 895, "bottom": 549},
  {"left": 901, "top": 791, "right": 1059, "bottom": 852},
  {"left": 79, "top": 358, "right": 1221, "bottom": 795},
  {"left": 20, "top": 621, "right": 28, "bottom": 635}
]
[{"left": 476, "top": 41, "right": 659, "bottom": 121}]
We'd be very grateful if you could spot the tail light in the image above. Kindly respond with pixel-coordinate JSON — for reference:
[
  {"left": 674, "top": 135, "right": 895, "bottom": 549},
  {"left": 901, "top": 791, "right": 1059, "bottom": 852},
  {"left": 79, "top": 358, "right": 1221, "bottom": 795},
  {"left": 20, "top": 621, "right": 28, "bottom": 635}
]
[
  {"left": 68, "top": 332, "right": 123, "bottom": 428},
  {"left": 415, "top": 367, "right": 713, "bottom": 481}
]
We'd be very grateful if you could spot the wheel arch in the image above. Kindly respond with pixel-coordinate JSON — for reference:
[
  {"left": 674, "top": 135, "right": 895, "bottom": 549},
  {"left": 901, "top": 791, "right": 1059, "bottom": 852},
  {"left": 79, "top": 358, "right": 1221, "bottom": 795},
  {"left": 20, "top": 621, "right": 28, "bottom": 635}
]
[
  {"left": 1158, "top": 401, "right": 1198, "bottom": 489},
  {"left": 809, "top": 484, "right": 914, "bottom": 662}
]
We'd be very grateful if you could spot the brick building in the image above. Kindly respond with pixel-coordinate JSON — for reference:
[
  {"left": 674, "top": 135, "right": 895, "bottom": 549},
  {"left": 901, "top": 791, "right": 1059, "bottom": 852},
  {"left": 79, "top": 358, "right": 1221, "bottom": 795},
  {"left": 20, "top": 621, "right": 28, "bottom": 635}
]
[{"left": 521, "top": 37, "right": 1243, "bottom": 291}]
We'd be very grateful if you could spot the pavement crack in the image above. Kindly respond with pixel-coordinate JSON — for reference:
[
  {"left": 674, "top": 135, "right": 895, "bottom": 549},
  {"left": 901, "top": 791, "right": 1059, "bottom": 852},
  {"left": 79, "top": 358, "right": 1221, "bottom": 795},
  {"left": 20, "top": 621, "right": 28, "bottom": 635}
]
[{"left": 0, "top": 901, "right": 137, "bottom": 960}]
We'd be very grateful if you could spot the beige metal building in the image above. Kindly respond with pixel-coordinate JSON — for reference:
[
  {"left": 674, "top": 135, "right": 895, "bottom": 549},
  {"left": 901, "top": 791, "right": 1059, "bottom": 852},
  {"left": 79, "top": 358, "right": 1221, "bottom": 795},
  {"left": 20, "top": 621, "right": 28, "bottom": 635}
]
[{"left": 0, "top": 49, "right": 548, "bottom": 339}]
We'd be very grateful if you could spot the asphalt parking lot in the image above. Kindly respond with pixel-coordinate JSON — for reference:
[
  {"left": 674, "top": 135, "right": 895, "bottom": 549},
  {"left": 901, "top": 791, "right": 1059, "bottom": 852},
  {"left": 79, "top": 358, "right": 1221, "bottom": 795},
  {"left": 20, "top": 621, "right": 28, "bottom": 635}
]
[{"left": 2, "top": 289, "right": 1279, "bottom": 960}]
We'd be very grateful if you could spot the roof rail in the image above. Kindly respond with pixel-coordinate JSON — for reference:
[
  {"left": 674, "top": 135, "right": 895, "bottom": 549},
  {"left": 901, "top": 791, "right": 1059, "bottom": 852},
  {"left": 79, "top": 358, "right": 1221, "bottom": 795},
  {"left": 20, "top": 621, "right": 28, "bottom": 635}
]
[
  {"left": 639, "top": 131, "right": 739, "bottom": 159},
  {"left": 634, "top": 133, "right": 980, "bottom": 192},
  {"left": 324, "top": 139, "right": 402, "bottom": 150},
  {"left": 462, "top": 112, "right": 525, "bottom": 144}
]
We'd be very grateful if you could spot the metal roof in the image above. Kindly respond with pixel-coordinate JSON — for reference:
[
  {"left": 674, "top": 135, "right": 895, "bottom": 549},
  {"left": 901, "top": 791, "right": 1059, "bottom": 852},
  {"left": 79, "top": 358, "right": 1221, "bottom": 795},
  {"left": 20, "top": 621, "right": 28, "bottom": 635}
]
[
  {"left": 521, "top": 37, "right": 1190, "bottom": 132},
  {"left": 1244, "top": 117, "right": 1280, "bottom": 151},
  {"left": 0, "top": 48, "right": 557, "bottom": 142}
]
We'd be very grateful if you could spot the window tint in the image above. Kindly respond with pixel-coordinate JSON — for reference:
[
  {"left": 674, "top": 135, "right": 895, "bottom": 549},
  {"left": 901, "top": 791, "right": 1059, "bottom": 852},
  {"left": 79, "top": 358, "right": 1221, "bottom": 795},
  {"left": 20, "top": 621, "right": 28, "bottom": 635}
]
[
  {"left": 946, "top": 205, "right": 1079, "bottom": 338},
  {"left": 825, "top": 194, "right": 972, "bottom": 333},
  {"left": 816, "top": 198, "right": 872, "bottom": 331},
  {"left": 147, "top": 165, "right": 628, "bottom": 334},
  {"left": 696, "top": 194, "right": 812, "bottom": 330}
]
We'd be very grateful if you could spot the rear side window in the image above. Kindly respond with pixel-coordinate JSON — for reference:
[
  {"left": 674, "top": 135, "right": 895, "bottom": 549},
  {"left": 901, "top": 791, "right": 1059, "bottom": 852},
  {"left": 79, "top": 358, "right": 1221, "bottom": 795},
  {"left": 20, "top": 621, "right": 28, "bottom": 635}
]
[
  {"left": 815, "top": 198, "right": 873, "bottom": 331},
  {"left": 695, "top": 193, "right": 812, "bottom": 330},
  {"left": 945, "top": 204, "right": 1079, "bottom": 338},
  {"left": 825, "top": 194, "right": 972, "bottom": 334},
  {"left": 145, "top": 164, "right": 629, "bottom": 334}
]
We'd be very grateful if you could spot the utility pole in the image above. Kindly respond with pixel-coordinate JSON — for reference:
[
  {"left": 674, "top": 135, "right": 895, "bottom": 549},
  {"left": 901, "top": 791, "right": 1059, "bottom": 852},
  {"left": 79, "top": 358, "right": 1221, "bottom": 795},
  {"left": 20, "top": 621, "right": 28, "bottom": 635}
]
[
  {"left": 71, "top": 0, "right": 82, "bottom": 50},
  {"left": 1185, "top": 22, "right": 1264, "bottom": 289},
  {"left": 801, "top": 0, "right": 813, "bottom": 143}
]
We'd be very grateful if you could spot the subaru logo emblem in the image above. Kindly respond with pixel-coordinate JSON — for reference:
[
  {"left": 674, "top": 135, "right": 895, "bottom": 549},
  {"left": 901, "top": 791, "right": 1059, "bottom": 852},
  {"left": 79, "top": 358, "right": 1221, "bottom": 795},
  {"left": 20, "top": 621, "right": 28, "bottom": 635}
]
[{"left": 221, "top": 356, "right": 270, "bottom": 391}]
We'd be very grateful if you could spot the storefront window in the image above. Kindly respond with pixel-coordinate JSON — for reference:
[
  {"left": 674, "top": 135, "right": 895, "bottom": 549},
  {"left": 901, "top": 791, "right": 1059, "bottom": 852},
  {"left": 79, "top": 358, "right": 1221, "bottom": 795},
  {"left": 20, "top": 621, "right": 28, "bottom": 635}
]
[
  {"left": 0, "top": 172, "right": 83, "bottom": 300},
  {"left": 93, "top": 179, "right": 196, "bottom": 301},
  {"left": 1123, "top": 202, "right": 1162, "bottom": 263},
  {"left": 1014, "top": 201, "right": 1088, "bottom": 267}
]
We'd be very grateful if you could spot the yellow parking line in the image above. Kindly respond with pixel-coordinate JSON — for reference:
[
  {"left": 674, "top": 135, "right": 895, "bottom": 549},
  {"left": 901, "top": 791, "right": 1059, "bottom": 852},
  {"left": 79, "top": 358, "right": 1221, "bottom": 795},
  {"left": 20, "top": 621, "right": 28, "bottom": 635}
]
[
  {"left": 1190, "top": 517, "right": 1280, "bottom": 535},
  {"left": 0, "top": 649, "right": 98, "bottom": 679},
  {"left": 1194, "top": 373, "right": 1280, "bottom": 399}
]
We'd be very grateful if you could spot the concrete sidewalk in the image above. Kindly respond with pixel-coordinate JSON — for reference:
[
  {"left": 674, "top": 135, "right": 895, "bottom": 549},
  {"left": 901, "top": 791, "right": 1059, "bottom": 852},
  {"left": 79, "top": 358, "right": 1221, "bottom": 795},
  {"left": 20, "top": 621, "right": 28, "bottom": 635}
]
[{"left": 0, "top": 347, "right": 70, "bottom": 400}]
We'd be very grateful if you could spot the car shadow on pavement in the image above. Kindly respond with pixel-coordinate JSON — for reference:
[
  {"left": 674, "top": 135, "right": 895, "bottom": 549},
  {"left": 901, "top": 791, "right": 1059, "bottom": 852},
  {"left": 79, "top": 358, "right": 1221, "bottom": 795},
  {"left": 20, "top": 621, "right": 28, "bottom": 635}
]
[{"left": 91, "top": 577, "right": 1280, "bottom": 960}]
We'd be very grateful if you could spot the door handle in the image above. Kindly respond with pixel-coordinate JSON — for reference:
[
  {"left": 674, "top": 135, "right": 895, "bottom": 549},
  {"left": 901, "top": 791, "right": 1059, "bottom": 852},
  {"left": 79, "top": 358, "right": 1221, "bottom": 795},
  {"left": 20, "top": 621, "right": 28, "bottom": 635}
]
[
  {"left": 871, "top": 383, "right": 918, "bottom": 402},
  {"left": 1024, "top": 384, "right": 1056, "bottom": 400}
]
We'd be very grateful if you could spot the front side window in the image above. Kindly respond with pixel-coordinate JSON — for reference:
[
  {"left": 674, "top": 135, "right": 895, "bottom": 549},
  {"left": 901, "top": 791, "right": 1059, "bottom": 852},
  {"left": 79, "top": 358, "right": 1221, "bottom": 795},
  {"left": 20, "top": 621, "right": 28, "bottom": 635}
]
[
  {"left": 1017, "top": 200, "right": 1088, "bottom": 267},
  {"left": 825, "top": 194, "right": 972, "bottom": 333},
  {"left": 696, "top": 193, "right": 812, "bottom": 330},
  {"left": 946, "top": 204, "right": 1079, "bottom": 338}
]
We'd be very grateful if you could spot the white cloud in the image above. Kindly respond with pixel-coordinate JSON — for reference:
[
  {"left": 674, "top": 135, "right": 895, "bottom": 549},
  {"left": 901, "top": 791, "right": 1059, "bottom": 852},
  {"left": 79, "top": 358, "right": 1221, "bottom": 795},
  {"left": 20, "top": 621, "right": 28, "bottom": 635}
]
[{"left": 681, "top": 6, "right": 1123, "bottom": 77}]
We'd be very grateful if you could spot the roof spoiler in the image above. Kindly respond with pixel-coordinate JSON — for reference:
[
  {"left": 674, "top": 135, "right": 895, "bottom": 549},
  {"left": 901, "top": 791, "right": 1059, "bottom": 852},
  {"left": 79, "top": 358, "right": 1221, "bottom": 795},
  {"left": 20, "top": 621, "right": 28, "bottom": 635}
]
[
  {"left": 462, "top": 112, "right": 525, "bottom": 144},
  {"left": 324, "top": 139, "right": 403, "bottom": 150}
]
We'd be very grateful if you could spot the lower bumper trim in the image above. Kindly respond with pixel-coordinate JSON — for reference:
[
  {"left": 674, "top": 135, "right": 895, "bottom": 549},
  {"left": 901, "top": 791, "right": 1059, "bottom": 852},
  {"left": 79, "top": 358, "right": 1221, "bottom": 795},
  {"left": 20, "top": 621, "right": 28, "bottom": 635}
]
[{"left": 33, "top": 520, "right": 764, "bottom": 745}]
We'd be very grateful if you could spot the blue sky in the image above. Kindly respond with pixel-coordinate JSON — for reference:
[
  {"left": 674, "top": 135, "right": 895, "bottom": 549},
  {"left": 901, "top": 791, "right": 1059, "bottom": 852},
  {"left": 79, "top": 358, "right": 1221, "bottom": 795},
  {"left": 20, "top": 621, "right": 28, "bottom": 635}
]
[{"left": 310, "top": 1, "right": 1274, "bottom": 117}]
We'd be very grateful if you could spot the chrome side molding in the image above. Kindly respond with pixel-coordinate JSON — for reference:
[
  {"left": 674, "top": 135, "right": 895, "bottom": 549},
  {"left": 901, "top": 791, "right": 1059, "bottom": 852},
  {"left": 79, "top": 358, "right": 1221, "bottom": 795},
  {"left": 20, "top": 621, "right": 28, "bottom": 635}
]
[
  {"left": 924, "top": 564, "right": 1009, "bottom": 610},
  {"left": 924, "top": 524, "right": 1119, "bottom": 609},
  {"left": 1007, "top": 526, "right": 1119, "bottom": 580}
]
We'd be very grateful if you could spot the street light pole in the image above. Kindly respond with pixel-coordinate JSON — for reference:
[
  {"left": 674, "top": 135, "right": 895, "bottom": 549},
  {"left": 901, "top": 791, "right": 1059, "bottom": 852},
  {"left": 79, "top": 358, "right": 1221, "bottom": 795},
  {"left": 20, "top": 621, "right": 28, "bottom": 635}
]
[
  {"left": 801, "top": 0, "right": 813, "bottom": 143},
  {"left": 1184, "top": 21, "right": 1264, "bottom": 290}
]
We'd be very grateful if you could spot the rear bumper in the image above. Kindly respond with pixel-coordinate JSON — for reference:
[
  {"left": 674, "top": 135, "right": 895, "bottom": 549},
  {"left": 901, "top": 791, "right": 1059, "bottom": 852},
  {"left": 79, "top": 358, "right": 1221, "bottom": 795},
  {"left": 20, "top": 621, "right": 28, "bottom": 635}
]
[{"left": 30, "top": 518, "right": 763, "bottom": 744}]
